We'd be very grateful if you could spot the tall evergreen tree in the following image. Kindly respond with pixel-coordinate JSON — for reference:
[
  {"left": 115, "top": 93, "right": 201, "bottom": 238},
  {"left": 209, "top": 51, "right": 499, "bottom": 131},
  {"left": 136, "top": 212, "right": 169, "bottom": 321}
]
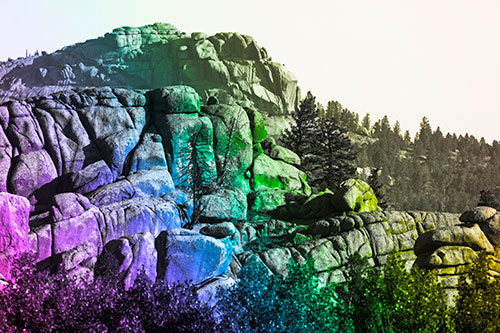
[
  {"left": 282, "top": 91, "right": 319, "bottom": 163},
  {"left": 283, "top": 92, "right": 357, "bottom": 192},
  {"left": 314, "top": 118, "right": 357, "bottom": 190}
]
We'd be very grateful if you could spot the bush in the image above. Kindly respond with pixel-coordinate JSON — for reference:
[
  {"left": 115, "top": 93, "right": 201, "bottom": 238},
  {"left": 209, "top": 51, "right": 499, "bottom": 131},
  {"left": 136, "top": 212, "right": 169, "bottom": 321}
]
[
  {"left": 338, "top": 254, "right": 451, "bottom": 332},
  {"left": 216, "top": 256, "right": 351, "bottom": 332},
  {"left": 0, "top": 254, "right": 220, "bottom": 332},
  {"left": 453, "top": 251, "right": 500, "bottom": 332}
]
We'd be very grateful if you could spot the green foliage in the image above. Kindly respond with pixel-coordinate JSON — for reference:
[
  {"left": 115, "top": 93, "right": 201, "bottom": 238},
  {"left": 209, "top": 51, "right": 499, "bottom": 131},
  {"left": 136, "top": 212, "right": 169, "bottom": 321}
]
[
  {"left": 217, "top": 256, "right": 351, "bottom": 332},
  {"left": 338, "top": 254, "right": 451, "bottom": 332},
  {"left": 353, "top": 112, "right": 500, "bottom": 212},
  {"left": 283, "top": 92, "right": 357, "bottom": 192},
  {"left": 453, "top": 251, "right": 500, "bottom": 332},
  {"left": 478, "top": 189, "right": 500, "bottom": 210}
]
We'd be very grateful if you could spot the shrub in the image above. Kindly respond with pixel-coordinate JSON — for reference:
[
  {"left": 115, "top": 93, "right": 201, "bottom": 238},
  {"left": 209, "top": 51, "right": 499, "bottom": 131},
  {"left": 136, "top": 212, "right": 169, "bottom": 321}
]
[
  {"left": 0, "top": 254, "right": 220, "bottom": 332},
  {"left": 453, "top": 251, "right": 500, "bottom": 332},
  {"left": 338, "top": 254, "right": 451, "bottom": 332},
  {"left": 216, "top": 256, "right": 352, "bottom": 332}
]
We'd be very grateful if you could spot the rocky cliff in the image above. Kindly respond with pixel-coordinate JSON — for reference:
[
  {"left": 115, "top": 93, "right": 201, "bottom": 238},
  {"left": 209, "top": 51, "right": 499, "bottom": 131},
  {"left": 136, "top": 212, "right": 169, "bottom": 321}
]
[
  {"left": 0, "top": 24, "right": 498, "bottom": 305},
  {"left": 0, "top": 23, "right": 299, "bottom": 120}
]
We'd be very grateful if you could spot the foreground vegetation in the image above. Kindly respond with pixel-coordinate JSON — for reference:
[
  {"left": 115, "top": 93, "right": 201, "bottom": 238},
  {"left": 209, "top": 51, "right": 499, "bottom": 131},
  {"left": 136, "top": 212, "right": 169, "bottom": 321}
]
[{"left": 1, "top": 252, "right": 499, "bottom": 332}]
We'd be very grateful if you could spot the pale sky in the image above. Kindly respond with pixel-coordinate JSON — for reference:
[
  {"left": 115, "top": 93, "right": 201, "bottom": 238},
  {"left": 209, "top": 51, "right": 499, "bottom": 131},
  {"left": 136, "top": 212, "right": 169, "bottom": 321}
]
[{"left": 1, "top": 1, "right": 499, "bottom": 142}]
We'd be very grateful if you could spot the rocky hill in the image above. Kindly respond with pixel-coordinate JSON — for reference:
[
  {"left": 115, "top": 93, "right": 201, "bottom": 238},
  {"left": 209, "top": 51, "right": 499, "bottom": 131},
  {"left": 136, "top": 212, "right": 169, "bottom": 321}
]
[
  {"left": 0, "top": 23, "right": 499, "bottom": 306},
  {"left": 0, "top": 23, "right": 299, "bottom": 122}
]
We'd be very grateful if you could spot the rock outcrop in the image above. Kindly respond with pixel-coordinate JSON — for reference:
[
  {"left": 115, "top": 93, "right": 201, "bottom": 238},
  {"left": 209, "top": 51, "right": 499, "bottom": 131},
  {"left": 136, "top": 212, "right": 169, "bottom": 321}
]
[
  {"left": 0, "top": 23, "right": 300, "bottom": 118},
  {"left": 0, "top": 23, "right": 496, "bottom": 310},
  {"left": 0, "top": 85, "right": 309, "bottom": 289}
]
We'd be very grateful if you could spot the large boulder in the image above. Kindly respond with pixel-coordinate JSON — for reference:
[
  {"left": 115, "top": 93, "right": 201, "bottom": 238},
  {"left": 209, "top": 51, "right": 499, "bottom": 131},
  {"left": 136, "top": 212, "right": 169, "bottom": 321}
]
[
  {"left": 199, "top": 189, "right": 247, "bottom": 222},
  {"left": 148, "top": 86, "right": 201, "bottom": 114},
  {"left": 414, "top": 224, "right": 494, "bottom": 255},
  {"left": 0, "top": 193, "right": 30, "bottom": 279},
  {"left": 99, "top": 197, "right": 182, "bottom": 243},
  {"left": 460, "top": 206, "right": 497, "bottom": 224},
  {"left": 68, "top": 160, "right": 114, "bottom": 194},
  {"left": 8, "top": 149, "right": 59, "bottom": 206},
  {"left": 95, "top": 232, "right": 157, "bottom": 289},
  {"left": 157, "top": 228, "right": 234, "bottom": 284},
  {"left": 250, "top": 153, "right": 310, "bottom": 212},
  {"left": 332, "top": 179, "right": 378, "bottom": 213}
]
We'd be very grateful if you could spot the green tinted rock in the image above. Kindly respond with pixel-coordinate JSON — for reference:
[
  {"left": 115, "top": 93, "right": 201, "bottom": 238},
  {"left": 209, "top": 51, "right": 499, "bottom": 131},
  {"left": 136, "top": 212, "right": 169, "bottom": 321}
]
[
  {"left": 201, "top": 104, "right": 253, "bottom": 194},
  {"left": 332, "top": 179, "right": 378, "bottom": 213},
  {"left": 149, "top": 86, "right": 201, "bottom": 114},
  {"left": 245, "top": 108, "right": 267, "bottom": 143}
]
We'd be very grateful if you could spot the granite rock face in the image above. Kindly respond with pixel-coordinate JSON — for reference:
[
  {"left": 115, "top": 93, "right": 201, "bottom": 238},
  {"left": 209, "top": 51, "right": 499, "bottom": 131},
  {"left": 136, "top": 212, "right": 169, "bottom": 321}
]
[
  {"left": 0, "top": 193, "right": 30, "bottom": 279},
  {"left": 0, "top": 23, "right": 495, "bottom": 306},
  {"left": 0, "top": 84, "right": 307, "bottom": 288},
  {"left": 0, "top": 23, "right": 300, "bottom": 116}
]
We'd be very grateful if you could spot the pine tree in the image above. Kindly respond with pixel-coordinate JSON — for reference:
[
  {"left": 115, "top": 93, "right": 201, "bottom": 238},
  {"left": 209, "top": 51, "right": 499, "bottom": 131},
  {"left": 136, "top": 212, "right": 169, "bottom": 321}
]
[
  {"left": 283, "top": 92, "right": 357, "bottom": 192},
  {"left": 361, "top": 113, "right": 371, "bottom": 134},
  {"left": 478, "top": 189, "right": 500, "bottom": 209},
  {"left": 314, "top": 118, "right": 357, "bottom": 190},
  {"left": 282, "top": 91, "right": 319, "bottom": 163}
]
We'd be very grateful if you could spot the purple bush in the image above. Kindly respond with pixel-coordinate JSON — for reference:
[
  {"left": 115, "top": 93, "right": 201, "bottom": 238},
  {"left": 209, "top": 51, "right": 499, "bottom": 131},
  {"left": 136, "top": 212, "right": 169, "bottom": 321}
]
[{"left": 0, "top": 254, "right": 223, "bottom": 332}]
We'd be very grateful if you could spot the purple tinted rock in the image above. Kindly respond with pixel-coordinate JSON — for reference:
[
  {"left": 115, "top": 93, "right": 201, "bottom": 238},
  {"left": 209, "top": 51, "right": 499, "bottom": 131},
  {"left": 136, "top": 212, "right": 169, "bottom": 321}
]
[
  {"left": 0, "top": 105, "right": 9, "bottom": 130},
  {"left": 50, "top": 192, "right": 91, "bottom": 222},
  {"left": 0, "top": 126, "right": 12, "bottom": 192},
  {"left": 99, "top": 197, "right": 182, "bottom": 244},
  {"left": 30, "top": 224, "right": 52, "bottom": 262},
  {"left": 58, "top": 242, "right": 99, "bottom": 272},
  {"left": 8, "top": 149, "right": 58, "bottom": 206},
  {"left": 0, "top": 193, "right": 30, "bottom": 279},
  {"left": 157, "top": 228, "right": 233, "bottom": 284},
  {"left": 69, "top": 160, "right": 114, "bottom": 195},
  {"left": 126, "top": 168, "right": 174, "bottom": 198},
  {"left": 99, "top": 129, "right": 141, "bottom": 177},
  {"left": 33, "top": 105, "right": 93, "bottom": 175},
  {"left": 96, "top": 238, "right": 133, "bottom": 279},
  {"left": 6, "top": 101, "right": 44, "bottom": 153},
  {"left": 96, "top": 232, "right": 157, "bottom": 289},
  {"left": 51, "top": 206, "right": 104, "bottom": 255},
  {"left": 88, "top": 179, "right": 136, "bottom": 207},
  {"left": 123, "top": 232, "right": 157, "bottom": 287}
]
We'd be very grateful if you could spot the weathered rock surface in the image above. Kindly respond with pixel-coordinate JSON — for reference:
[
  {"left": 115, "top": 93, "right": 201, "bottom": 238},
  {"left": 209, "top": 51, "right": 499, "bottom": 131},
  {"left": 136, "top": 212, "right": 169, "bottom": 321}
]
[
  {"left": 332, "top": 179, "right": 379, "bottom": 213},
  {"left": 157, "top": 228, "right": 234, "bottom": 284},
  {"left": 95, "top": 232, "right": 157, "bottom": 289},
  {"left": 0, "top": 23, "right": 496, "bottom": 305},
  {"left": 0, "top": 23, "right": 300, "bottom": 116},
  {"left": 0, "top": 193, "right": 30, "bottom": 279}
]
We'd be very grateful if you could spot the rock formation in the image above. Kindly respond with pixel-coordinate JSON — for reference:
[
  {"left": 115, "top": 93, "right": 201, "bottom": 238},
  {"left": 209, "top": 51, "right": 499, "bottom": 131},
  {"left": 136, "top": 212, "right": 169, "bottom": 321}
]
[{"left": 0, "top": 23, "right": 497, "bottom": 306}]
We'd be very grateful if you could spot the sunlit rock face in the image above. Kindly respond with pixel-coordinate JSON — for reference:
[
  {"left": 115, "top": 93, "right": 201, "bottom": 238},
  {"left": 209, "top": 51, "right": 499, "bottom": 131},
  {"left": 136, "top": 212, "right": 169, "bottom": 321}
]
[
  {"left": 1, "top": 23, "right": 492, "bottom": 306},
  {"left": 0, "top": 23, "right": 300, "bottom": 117},
  {"left": 0, "top": 84, "right": 309, "bottom": 288}
]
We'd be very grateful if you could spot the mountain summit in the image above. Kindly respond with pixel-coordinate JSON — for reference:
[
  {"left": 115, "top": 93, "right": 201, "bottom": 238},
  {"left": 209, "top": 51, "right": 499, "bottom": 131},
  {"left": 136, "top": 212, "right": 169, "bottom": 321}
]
[{"left": 0, "top": 23, "right": 300, "bottom": 116}]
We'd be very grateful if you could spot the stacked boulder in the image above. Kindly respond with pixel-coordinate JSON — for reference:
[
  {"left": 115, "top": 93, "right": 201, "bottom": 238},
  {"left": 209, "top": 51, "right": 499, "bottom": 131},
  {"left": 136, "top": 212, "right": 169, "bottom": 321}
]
[
  {"left": 0, "top": 85, "right": 310, "bottom": 291},
  {"left": 414, "top": 206, "right": 500, "bottom": 304}
]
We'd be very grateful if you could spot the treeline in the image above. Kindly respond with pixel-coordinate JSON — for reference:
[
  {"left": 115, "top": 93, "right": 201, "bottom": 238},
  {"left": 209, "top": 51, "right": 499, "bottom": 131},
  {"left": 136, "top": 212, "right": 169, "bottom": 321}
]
[{"left": 314, "top": 98, "right": 500, "bottom": 213}]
